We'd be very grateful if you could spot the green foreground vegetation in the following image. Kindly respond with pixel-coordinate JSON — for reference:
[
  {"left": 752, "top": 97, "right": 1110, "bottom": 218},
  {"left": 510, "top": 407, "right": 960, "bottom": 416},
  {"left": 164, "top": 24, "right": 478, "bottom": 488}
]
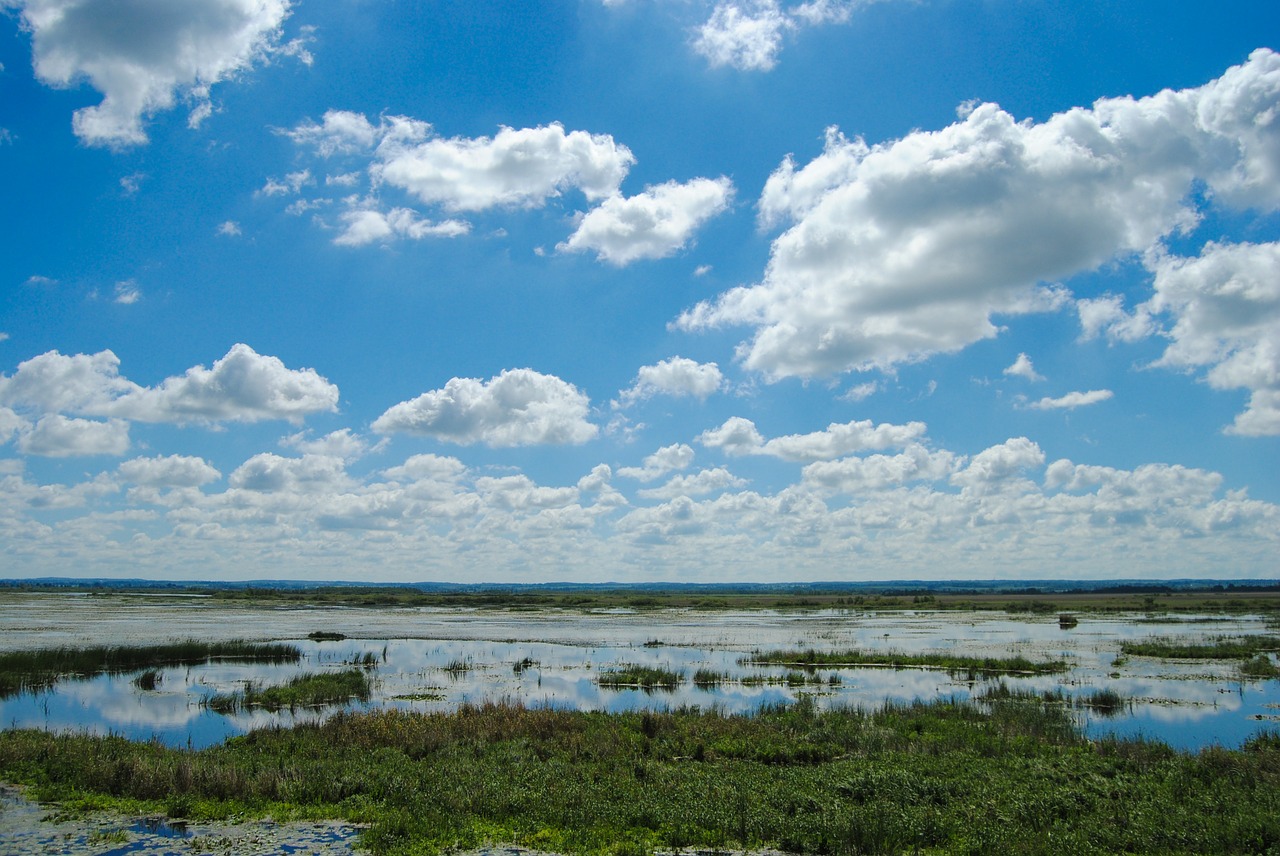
[
  {"left": 0, "top": 641, "right": 301, "bottom": 699},
  {"left": 206, "top": 669, "right": 373, "bottom": 713},
  {"left": 2, "top": 698, "right": 1278, "bottom": 855},
  {"left": 744, "top": 649, "right": 1070, "bottom": 677}
]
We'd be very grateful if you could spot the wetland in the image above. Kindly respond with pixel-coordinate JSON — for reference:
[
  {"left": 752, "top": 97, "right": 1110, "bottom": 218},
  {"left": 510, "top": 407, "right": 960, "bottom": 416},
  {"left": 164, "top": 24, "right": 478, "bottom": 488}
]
[{"left": 1, "top": 588, "right": 1278, "bottom": 854}]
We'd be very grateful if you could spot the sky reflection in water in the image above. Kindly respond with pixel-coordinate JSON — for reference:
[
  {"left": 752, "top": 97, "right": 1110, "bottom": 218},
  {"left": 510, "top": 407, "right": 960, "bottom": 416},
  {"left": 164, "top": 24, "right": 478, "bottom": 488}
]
[{"left": 1, "top": 601, "right": 1276, "bottom": 751}]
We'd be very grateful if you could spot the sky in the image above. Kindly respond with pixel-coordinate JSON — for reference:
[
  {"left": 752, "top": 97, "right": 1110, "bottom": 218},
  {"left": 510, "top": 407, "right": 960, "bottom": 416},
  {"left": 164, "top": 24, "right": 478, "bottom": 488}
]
[{"left": 1, "top": 0, "right": 1278, "bottom": 584}]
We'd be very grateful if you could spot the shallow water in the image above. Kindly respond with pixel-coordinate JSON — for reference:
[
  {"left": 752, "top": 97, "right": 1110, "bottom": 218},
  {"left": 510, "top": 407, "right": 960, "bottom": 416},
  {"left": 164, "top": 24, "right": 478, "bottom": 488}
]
[{"left": 1, "top": 593, "right": 1276, "bottom": 751}]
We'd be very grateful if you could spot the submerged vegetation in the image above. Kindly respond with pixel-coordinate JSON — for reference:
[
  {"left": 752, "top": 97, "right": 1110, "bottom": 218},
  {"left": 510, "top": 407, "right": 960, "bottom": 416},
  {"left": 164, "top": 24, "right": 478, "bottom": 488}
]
[
  {"left": 2, "top": 697, "right": 1278, "bottom": 855},
  {"left": 0, "top": 641, "right": 301, "bottom": 699},
  {"left": 743, "top": 648, "right": 1070, "bottom": 677},
  {"left": 205, "top": 669, "right": 372, "bottom": 713}
]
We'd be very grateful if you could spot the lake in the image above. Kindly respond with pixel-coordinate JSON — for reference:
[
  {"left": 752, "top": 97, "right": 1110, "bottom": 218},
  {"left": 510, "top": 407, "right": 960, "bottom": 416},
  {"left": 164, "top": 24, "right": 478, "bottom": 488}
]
[{"left": 1, "top": 592, "right": 1276, "bottom": 751}]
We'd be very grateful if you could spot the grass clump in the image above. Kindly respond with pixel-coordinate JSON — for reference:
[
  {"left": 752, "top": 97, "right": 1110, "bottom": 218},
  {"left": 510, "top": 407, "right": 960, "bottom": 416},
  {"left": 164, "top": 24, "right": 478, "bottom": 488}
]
[
  {"left": 0, "top": 641, "right": 301, "bottom": 699},
  {"left": 691, "top": 669, "right": 729, "bottom": 687},
  {"left": 1240, "top": 654, "right": 1280, "bottom": 679},
  {"left": 743, "top": 648, "right": 1069, "bottom": 677},
  {"left": 1120, "top": 635, "right": 1280, "bottom": 660},
  {"left": 308, "top": 631, "right": 347, "bottom": 642},
  {"left": 206, "top": 669, "right": 371, "bottom": 713},
  {"left": 3, "top": 697, "right": 1279, "bottom": 856},
  {"left": 596, "top": 665, "right": 682, "bottom": 689}
]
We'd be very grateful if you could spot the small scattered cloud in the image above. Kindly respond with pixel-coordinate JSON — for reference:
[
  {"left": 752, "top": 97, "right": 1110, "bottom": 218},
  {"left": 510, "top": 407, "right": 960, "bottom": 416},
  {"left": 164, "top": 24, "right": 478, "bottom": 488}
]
[
  {"left": 558, "top": 177, "right": 734, "bottom": 265},
  {"left": 24, "top": 275, "right": 57, "bottom": 287},
  {"left": 113, "top": 281, "right": 141, "bottom": 305},
  {"left": 618, "top": 443, "right": 696, "bottom": 482},
  {"left": 691, "top": 0, "right": 856, "bottom": 72},
  {"left": 1027, "top": 390, "right": 1114, "bottom": 410},
  {"left": 614, "top": 357, "right": 723, "bottom": 409},
  {"left": 1003, "top": 353, "right": 1045, "bottom": 382},
  {"left": 217, "top": 221, "right": 242, "bottom": 237},
  {"left": 119, "top": 173, "right": 145, "bottom": 195},
  {"left": 699, "top": 416, "right": 926, "bottom": 462}
]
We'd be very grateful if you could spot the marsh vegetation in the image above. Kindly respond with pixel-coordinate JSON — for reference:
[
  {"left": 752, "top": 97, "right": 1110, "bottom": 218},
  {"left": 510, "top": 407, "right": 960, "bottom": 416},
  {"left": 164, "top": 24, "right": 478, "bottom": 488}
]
[
  {"left": 2, "top": 697, "right": 1278, "bottom": 855},
  {"left": 205, "top": 669, "right": 372, "bottom": 713},
  {"left": 742, "top": 648, "right": 1070, "bottom": 677},
  {"left": 0, "top": 641, "right": 300, "bottom": 699}
]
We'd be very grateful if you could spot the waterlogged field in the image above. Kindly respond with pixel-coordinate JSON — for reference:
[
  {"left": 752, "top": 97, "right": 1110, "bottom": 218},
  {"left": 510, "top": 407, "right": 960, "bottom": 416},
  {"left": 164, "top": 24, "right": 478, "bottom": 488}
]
[{"left": 1, "top": 592, "right": 1277, "bottom": 751}]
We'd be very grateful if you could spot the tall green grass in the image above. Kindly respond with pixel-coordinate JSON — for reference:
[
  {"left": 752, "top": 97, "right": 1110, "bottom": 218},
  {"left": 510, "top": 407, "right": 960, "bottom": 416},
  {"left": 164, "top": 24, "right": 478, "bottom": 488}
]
[
  {"left": 206, "top": 669, "right": 371, "bottom": 713},
  {"left": 0, "top": 641, "right": 301, "bottom": 698},
  {"left": 1, "top": 698, "right": 1277, "bottom": 855},
  {"left": 1120, "top": 635, "right": 1280, "bottom": 660},
  {"left": 596, "top": 665, "right": 682, "bottom": 689}
]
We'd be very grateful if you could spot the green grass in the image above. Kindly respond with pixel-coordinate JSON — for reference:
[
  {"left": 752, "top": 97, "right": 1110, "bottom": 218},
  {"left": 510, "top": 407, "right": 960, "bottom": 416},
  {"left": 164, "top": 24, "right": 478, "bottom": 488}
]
[
  {"left": 691, "top": 669, "right": 729, "bottom": 687},
  {"left": 206, "top": 669, "right": 372, "bottom": 713},
  {"left": 596, "top": 665, "right": 682, "bottom": 689},
  {"left": 1120, "top": 636, "right": 1280, "bottom": 660},
  {"left": 1241, "top": 655, "right": 1280, "bottom": 679},
  {"left": 0, "top": 641, "right": 301, "bottom": 699},
  {"left": 2, "top": 698, "right": 1278, "bottom": 855},
  {"left": 742, "top": 648, "right": 1070, "bottom": 677}
]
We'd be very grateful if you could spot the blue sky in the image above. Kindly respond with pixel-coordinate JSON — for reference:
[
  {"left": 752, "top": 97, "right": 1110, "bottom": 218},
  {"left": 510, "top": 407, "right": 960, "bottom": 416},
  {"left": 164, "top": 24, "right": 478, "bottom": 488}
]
[{"left": 1, "top": 0, "right": 1278, "bottom": 583}]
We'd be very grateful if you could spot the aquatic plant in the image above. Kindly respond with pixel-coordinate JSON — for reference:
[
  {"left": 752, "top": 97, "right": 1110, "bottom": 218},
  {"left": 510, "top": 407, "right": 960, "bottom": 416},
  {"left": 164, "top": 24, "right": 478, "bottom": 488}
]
[
  {"left": 742, "top": 648, "right": 1069, "bottom": 676},
  {"left": 1121, "top": 635, "right": 1280, "bottom": 660},
  {"left": 596, "top": 665, "right": 682, "bottom": 689},
  {"left": 0, "top": 641, "right": 301, "bottom": 699},
  {"left": 205, "top": 669, "right": 371, "bottom": 713}
]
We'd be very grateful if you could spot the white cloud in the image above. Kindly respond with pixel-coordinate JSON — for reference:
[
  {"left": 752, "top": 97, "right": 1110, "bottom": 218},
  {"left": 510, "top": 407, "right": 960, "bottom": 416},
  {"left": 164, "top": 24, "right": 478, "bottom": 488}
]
[
  {"left": 17, "top": 415, "right": 129, "bottom": 457},
  {"left": 284, "top": 109, "right": 380, "bottom": 156},
  {"left": 1003, "top": 353, "right": 1045, "bottom": 382},
  {"left": 693, "top": 1, "right": 794, "bottom": 71},
  {"left": 107, "top": 344, "right": 339, "bottom": 425},
  {"left": 0, "top": 345, "right": 340, "bottom": 428},
  {"left": 1144, "top": 241, "right": 1280, "bottom": 436},
  {"left": 217, "top": 221, "right": 242, "bottom": 237},
  {"left": 118, "top": 454, "right": 220, "bottom": 487},
  {"left": 699, "top": 416, "right": 926, "bottom": 461},
  {"left": 229, "top": 452, "right": 352, "bottom": 494},
  {"left": 840, "top": 380, "right": 880, "bottom": 402},
  {"left": 1028, "top": 389, "right": 1114, "bottom": 410},
  {"left": 374, "top": 121, "right": 635, "bottom": 212},
  {"left": 1076, "top": 295, "right": 1155, "bottom": 343},
  {"left": 678, "top": 50, "right": 1280, "bottom": 379},
  {"left": 281, "top": 429, "right": 376, "bottom": 462},
  {"left": 637, "top": 467, "right": 747, "bottom": 500},
  {"left": 334, "top": 207, "right": 470, "bottom": 247},
  {"left": 618, "top": 443, "right": 696, "bottom": 482},
  {"left": 0, "top": 349, "right": 135, "bottom": 413},
  {"left": 614, "top": 357, "right": 723, "bottom": 408},
  {"left": 0, "top": 406, "right": 27, "bottom": 442},
  {"left": 802, "top": 444, "right": 960, "bottom": 493},
  {"left": 692, "top": 0, "right": 856, "bottom": 71},
  {"left": 113, "top": 280, "right": 141, "bottom": 305},
  {"left": 373, "top": 368, "right": 598, "bottom": 447},
  {"left": 950, "top": 437, "right": 1044, "bottom": 491},
  {"left": 14, "top": 0, "right": 295, "bottom": 146},
  {"left": 558, "top": 177, "right": 734, "bottom": 265}
]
